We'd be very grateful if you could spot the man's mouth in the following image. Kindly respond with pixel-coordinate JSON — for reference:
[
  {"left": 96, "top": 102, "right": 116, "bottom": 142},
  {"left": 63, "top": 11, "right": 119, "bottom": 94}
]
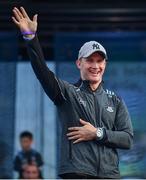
[{"left": 89, "top": 69, "right": 101, "bottom": 75}]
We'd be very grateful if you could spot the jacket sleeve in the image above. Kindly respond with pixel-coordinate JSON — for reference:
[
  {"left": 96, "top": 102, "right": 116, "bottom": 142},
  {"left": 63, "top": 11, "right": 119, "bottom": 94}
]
[
  {"left": 25, "top": 35, "right": 67, "bottom": 105},
  {"left": 100, "top": 99, "right": 133, "bottom": 149},
  {"left": 14, "top": 155, "right": 21, "bottom": 171},
  {"left": 36, "top": 152, "right": 44, "bottom": 167}
]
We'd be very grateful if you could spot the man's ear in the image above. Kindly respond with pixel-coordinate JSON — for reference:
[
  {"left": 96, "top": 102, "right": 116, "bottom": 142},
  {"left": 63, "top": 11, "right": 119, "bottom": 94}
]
[{"left": 76, "top": 59, "right": 81, "bottom": 69}]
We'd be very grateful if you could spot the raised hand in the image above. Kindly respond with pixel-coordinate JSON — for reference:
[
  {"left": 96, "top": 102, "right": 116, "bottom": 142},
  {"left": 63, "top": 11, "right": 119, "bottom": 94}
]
[{"left": 12, "top": 7, "right": 38, "bottom": 35}]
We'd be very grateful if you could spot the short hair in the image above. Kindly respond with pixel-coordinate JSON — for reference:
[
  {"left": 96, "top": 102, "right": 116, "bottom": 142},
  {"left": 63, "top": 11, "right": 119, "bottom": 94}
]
[{"left": 20, "top": 131, "right": 33, "bottom": 140}]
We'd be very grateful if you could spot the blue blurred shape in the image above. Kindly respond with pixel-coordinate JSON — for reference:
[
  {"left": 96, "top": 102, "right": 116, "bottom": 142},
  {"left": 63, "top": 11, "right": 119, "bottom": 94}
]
[
  {"left": 0, "top": 32, "right": 17, "bottom": 178},
  {"left": 54, "top": 31, "right": 146, "bottom": 62},
  {"left": 0, "top": 32, "right": 17, "bottom": 61}
]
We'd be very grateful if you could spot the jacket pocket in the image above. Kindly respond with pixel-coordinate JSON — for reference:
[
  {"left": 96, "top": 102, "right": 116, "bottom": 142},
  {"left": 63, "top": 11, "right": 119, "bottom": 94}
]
[{"left": 104, "top": 148, "right": 119, "bottom": 167}]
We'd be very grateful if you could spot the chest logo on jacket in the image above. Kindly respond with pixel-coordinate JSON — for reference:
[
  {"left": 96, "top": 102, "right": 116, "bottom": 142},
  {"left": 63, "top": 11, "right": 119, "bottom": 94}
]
[
  {"left": 106, "top": 106, "right": 114, "bottom": 113},
  {"left": 78, "top": 97, "right": 87, "bottom": 107}
]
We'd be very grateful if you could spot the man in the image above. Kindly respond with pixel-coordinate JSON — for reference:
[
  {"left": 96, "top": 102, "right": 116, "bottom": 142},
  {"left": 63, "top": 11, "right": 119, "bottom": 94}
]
[
  {"left": 14, "top": 131, "right": 43, "bottom": 178},
  {"left": 12, "top": 7, "right": 133, "bottom": 179},
  {"left": 22, "top": 164, "right": 42, "bottom": 179}
]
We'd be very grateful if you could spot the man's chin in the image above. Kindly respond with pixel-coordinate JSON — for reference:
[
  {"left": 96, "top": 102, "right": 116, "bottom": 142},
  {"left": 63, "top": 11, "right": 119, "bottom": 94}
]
[{"left": 88, "top": 79, "right": 101, "bottom": 84}]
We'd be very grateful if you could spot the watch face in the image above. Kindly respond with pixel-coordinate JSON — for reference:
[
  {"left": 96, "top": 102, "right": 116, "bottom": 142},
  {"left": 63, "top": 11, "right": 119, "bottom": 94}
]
[
  {"left": 97, "top": 131, "right": 102, "bottom": 137},
  {"left": 96, "top": 128, "right": 103, "bottom": 138}
]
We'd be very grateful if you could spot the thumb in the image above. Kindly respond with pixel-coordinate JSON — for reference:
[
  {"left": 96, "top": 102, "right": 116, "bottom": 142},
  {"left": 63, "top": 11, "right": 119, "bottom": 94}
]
[
  {"left": 80, "top": 119, "right": 88, "bottom": 125},
  {"left": 33, "top": 14, "right": 38, "bottom": 22}
]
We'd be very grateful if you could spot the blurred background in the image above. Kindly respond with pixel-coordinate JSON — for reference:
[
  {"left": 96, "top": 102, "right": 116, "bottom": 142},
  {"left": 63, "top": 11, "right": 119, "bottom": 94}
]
[{"left": 0, "top": 0, "right": 146, "bottom": 178}]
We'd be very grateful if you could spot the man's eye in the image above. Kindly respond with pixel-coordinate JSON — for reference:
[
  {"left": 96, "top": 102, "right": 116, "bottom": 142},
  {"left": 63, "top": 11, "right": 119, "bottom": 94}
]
[{"left": 87, "top": 59, "right": 92, "bottom": 62}]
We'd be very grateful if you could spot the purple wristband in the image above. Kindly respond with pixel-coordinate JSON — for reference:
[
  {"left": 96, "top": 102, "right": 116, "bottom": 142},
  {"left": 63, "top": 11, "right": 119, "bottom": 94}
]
[{"left": 21, "top": 31, "right": 35, "bottom": 35}]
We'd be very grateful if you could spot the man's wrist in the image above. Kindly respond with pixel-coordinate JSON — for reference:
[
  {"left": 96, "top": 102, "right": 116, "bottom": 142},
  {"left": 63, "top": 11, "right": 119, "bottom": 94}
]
[{"left": 21, "top": 30, "right": 36, "bottom": 36}]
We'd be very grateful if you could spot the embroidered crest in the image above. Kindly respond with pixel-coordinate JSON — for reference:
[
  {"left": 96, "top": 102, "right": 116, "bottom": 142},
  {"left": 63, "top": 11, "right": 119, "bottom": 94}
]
[
  {"left": 76, "top": 88, "right": 80, "bottom": 92},
  {"left": 106, "top": 106, "right": 114, "bottom": 112},
  {"left": 78, "top": 97, "right": 86, "bottom": 107}
]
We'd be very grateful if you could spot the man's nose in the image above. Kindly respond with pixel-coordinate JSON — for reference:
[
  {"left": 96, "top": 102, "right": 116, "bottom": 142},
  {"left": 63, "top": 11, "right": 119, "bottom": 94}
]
[{"left": 92, "top": 62, "right": 99, "bottom": 68}]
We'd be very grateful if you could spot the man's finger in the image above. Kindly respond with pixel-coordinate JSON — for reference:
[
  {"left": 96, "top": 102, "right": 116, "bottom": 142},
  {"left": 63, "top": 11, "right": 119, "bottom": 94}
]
[
  {"left": 13, "top": 9, "right": 21, "bottom": 21},
  {"left": 20, "top": 6, "right": 30, "bottom": 19},
  {"left": 12, "top": 16, "right": 20, "bottom": 26},
  {"left": 33, "top": 14, "right": 38, "bottom": 23},
  {"left": 14, "top": 7, "right": 23, "bottom": 19},
  {"left": 67, "top": 131, "right": 80, "bottom": 137},
  {"left": 68, "top": 127, "right": 81, "bottom": 131},
  {"left": 68, "top": 135, "right": 81, "bottom": 140},
  {"left": 80, "top": 119, "right": 89, "bottom": 125},
  {"left": 73, "top": 138, "right": 84, "bottom": 144}
]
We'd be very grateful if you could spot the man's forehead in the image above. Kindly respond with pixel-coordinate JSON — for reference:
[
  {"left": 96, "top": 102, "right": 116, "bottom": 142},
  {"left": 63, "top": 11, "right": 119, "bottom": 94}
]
[
  {"left": 86, "top": 51, "right": 106, "bottom": 59},
  {"left": 26, "top": 166, "right": 38, "bottom": 171}
]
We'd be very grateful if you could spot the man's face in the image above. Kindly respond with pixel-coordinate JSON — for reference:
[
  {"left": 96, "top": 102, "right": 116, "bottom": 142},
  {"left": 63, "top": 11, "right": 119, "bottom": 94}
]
[
  {"left": 76, "top": 52, "right": 106, "bottom": 84},
  {"left": 23, "top": 165, "right": 39, "bottom": 179},
  {"left": 20, "top": 137, "right": 32, "bottom": 151}
]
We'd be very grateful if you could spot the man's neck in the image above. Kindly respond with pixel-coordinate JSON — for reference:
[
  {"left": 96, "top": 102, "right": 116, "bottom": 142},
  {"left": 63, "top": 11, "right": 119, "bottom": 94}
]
[
  {"left": 23, "top": 148, "right": 31, "bottom": 152},
  {"left": 89, "top": 81, "right": 101, "bottom": 91}
]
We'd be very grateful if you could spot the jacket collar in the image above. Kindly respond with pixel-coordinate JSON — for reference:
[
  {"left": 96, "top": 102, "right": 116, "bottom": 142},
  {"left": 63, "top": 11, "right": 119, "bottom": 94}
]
[{"left": 75, "top": 78, "right": 104, "bottom": 94}]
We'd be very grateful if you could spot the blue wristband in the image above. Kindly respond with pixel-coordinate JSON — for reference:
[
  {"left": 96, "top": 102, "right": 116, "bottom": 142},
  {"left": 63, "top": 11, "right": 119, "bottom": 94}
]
[{"left": 21, "top": 31, "right": 35, "bottom": 35}]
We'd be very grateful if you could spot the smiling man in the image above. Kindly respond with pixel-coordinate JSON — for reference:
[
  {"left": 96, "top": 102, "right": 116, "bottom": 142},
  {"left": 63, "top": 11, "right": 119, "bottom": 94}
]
[{"left": 12, "top": 7, "right": 133, "bottom": 179}]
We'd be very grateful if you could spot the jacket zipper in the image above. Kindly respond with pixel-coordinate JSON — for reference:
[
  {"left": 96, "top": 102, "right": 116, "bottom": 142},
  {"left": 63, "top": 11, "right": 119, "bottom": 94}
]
[
  {"left": 69, "top": 140, "right": 72, "bottom": 159},
  {"left": 93, "top": 92, "right": 100, "bottom": 175}
]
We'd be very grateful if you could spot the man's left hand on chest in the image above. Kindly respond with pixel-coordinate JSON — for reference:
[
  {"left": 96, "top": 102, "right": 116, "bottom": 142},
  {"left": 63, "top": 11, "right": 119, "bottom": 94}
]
[{"left": 67, "top": 119, "right": 97, "bottom": 144}]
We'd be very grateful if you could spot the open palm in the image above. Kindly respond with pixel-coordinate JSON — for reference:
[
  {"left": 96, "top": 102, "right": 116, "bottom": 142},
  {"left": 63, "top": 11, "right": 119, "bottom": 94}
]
[{"left": 12, "top": 7, "right": 37, "bottom": 34}]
